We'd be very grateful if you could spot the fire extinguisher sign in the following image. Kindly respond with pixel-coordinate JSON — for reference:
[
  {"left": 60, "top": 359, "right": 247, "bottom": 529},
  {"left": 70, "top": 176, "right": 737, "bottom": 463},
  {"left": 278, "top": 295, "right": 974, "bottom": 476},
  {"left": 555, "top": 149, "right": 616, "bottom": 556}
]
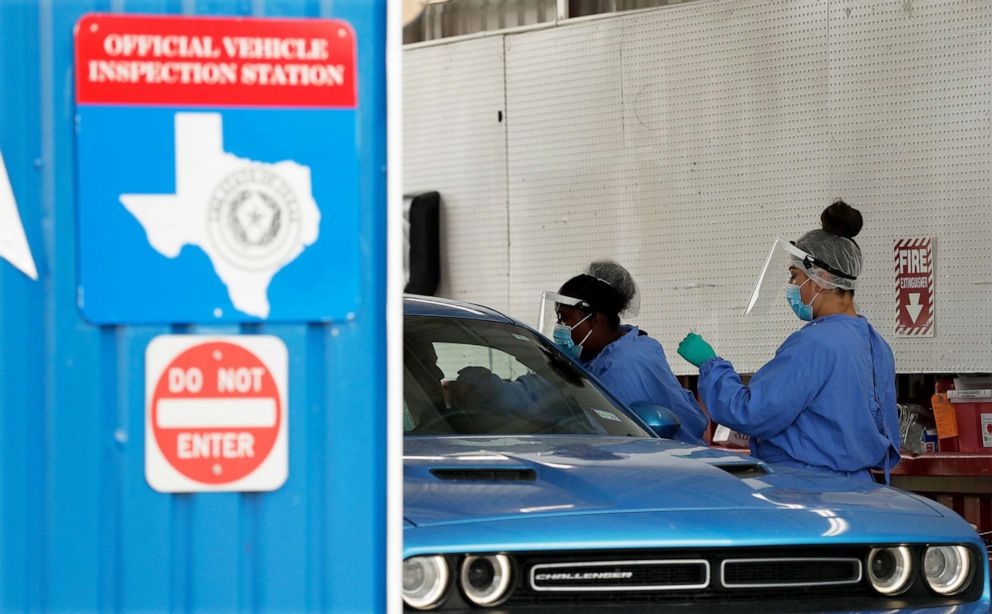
[{"left": 895, "top": 238, "right": 934, "bottom": 337}]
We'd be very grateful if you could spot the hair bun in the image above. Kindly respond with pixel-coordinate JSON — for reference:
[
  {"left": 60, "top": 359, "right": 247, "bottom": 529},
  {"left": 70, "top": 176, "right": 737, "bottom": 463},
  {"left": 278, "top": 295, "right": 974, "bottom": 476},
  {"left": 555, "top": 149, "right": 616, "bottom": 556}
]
[{"left": 821, "top": 199, "right": 863, "bottom": 239}]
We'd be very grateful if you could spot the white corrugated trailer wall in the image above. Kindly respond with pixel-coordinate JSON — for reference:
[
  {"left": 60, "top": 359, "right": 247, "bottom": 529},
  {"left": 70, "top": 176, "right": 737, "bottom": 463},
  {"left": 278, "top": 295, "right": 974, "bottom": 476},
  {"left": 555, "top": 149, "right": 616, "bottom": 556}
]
[
  {"left": 404, "top": 0, "right": 992, "bottom": 375},
  {"left": 404, "top": 37, "right": 510, "bottom": 309}
]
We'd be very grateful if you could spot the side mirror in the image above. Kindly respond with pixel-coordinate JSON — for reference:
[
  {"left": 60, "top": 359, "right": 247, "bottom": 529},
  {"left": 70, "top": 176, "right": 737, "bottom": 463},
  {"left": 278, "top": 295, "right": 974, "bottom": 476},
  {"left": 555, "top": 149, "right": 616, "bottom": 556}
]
[{"left": 629, "top": 403, "right": 681, "bottom": 439}]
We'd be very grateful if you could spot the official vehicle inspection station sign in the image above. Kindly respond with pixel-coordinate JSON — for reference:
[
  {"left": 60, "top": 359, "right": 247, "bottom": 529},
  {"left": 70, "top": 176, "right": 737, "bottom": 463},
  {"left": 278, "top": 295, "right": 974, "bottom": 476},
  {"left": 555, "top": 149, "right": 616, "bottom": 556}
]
[
  {"left": 146, "top": 335, "right": 288, "bottom": 492},
  {"left": 74, "top": 14, "right": 359, "bottom": 323},
  {"left": 895, "top": 238, "right": 935, "bottom": 337}
]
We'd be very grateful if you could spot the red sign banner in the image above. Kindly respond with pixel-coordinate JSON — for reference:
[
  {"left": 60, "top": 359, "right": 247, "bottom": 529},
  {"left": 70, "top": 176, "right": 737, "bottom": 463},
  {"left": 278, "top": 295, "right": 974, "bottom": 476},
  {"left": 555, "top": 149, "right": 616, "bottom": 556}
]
[
  {"left": 74, "top": 14, "right": 356, "bottom": 107},
  {"left": 895, "top": 238, "right": 934, "bottom": 337}
]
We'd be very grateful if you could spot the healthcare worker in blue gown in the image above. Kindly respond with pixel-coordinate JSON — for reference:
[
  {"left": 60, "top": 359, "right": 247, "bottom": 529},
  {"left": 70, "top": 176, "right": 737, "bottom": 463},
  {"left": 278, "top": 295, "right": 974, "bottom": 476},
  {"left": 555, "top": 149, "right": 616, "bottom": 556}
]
[
  {"left": 549, "top": 262, "right": 709, "bottom": 444},
  {"left": 450, "top": 261, "right": 709, "bottom": 445},
  {"left": 676, "top": 201, "right": 901, "bottom": 481}
]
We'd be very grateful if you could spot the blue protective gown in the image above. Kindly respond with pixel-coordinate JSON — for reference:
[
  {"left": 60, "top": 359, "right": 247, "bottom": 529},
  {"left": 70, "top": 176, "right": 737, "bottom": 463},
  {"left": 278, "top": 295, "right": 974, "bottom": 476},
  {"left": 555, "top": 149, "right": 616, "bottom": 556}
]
[
  {"left": 581, "top": 326, "right": 708, "bottom": 445},
  {"left": 698, "top": 315, "right": 901, "bottom": 481},
  {"left": 452, "top": 326, "right": 708, "bottom": 444}
]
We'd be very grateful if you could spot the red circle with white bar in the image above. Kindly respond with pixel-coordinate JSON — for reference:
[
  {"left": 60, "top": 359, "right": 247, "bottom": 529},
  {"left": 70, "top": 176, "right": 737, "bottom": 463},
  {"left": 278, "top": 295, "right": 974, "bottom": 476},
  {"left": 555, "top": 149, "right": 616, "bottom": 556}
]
[{"left": 151, "top": 341, "right": 281, "bottom": 484}]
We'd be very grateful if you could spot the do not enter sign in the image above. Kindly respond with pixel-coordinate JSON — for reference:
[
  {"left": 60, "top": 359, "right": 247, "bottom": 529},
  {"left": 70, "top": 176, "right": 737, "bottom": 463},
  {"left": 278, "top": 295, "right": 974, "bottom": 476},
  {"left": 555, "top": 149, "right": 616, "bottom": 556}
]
[{"left": 145, "top": 335, "right": 288, "bottom": 492}]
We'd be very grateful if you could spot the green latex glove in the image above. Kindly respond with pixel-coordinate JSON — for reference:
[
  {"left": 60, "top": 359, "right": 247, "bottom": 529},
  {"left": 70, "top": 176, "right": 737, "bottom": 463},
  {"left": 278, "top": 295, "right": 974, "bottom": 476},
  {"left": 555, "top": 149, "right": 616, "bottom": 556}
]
[{"left": 677, "top": 332, "right": 717, "bottom": 367}]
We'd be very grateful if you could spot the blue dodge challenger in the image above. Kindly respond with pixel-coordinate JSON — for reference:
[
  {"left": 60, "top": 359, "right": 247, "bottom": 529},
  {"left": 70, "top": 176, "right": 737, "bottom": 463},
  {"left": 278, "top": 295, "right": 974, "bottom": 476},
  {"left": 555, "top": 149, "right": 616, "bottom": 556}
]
[{"left": 402, "top": 296, "right": 990, "bottom": 612}]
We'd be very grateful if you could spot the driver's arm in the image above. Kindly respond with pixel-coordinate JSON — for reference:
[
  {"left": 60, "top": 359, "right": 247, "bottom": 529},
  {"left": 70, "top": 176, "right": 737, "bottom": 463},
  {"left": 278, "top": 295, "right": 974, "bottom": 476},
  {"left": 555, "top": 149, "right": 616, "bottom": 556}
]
[{"left": 449, "top": 367, "right": 555, "bottom": 418}]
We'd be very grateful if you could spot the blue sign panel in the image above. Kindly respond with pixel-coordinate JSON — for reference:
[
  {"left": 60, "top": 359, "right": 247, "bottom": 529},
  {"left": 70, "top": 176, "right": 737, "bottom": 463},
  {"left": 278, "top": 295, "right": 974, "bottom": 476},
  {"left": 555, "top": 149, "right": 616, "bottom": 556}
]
[
  {"left": 3, "top": 3, "right": 387, "bottom": 612},
  {"left": 75, "top": 15, "right": 360, "bottom": 323}
]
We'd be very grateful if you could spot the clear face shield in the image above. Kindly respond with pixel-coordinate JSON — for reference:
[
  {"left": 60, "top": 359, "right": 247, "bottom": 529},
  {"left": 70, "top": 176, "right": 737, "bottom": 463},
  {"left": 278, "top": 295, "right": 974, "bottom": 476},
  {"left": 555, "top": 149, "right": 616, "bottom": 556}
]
[
  {"left": 743, "top": 238, "right": 816, "bottom": 316},
  {"left": 537, "top": 291, "right": 590, "bottom": 339}
]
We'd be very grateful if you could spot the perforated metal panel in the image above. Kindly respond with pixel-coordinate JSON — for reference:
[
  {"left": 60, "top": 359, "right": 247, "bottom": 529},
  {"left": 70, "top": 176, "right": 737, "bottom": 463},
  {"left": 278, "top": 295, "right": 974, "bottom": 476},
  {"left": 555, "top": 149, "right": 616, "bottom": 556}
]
[
  {"left": 504, "top": 18, "right": 629, "bottom": 330},
  {"left": 404, "top": 0, "right": 992, "bottom": 374},
  {"left": 404, "top": 37, "right": 509, "bottom": 310},
  {"left": 826, "top": 0, "right": 992, "bottom": 372},
  {"left": 504, "top": 0, "right": 834, "bottom": 374}
]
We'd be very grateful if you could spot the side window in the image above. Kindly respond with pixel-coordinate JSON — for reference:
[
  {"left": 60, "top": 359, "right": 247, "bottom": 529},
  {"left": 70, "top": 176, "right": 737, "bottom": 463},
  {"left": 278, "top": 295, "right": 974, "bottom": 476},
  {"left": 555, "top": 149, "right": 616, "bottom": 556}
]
[{"left": 433, "top": 342, "right": 531, "bottom": 381}]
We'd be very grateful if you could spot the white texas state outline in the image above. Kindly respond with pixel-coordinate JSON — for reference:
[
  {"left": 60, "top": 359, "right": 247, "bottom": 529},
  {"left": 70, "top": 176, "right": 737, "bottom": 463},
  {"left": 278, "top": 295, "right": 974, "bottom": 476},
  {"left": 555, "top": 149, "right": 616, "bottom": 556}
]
[{"left": 121, "top": 113, "right": 320, "bottom": 318}]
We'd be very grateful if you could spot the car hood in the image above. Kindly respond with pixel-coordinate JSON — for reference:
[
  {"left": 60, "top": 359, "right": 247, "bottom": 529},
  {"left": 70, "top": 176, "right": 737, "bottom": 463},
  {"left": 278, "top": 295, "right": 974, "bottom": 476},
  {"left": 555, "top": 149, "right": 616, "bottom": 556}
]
[{"left": 404, "top": 436, "right": 941, "bottom": 527}]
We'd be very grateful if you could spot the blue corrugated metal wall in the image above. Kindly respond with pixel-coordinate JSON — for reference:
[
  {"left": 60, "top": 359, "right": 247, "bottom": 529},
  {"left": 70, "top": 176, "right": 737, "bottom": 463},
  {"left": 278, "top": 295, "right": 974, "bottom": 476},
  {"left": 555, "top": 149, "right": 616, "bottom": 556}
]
[{"left": 0, "top": 0, "right": 387, "bottom": 611}]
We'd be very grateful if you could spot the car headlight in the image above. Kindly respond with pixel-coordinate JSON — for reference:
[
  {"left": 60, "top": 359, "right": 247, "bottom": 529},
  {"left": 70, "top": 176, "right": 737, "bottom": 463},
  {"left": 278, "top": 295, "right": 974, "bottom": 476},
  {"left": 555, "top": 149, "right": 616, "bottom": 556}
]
[
  {"left": 403, "top": 556, "right": 449, "bottom": 610},
  {"left": 460, "top": 554, "right": 513, "bottom": 606},
  {"left": 867, "top": 546, "right": 913, "bottom": 595},
  {"left": 923, "top": 545, "right": 973, "bottom": 595}
]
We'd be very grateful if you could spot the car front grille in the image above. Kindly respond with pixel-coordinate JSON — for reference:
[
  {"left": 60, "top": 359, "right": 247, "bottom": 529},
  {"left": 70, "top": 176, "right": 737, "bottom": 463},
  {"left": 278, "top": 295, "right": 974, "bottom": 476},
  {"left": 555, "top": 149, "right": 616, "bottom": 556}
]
[
  {"left": 530, "top": 559, "right": 709, "bottom": 591},
  {"left": 721, "top": 557, "right": 861, "bottom": 588},
  {"left": 490, "top": 545, "right": 982, "bottom": 611}
]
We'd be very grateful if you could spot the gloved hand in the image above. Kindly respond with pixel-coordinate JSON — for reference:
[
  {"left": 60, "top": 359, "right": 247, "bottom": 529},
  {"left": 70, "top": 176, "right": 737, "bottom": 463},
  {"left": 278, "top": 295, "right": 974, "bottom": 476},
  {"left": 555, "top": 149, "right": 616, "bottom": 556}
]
[{"left": 677, "top": 333, "right": 717, "bottom": 367}]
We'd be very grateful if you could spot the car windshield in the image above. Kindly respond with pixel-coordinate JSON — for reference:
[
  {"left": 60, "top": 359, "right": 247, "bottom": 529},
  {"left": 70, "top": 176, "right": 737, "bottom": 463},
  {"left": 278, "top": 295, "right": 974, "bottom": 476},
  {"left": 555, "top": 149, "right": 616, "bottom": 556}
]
[{"left": 404, "top": 315, "right": 651, "bottom": 437}]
